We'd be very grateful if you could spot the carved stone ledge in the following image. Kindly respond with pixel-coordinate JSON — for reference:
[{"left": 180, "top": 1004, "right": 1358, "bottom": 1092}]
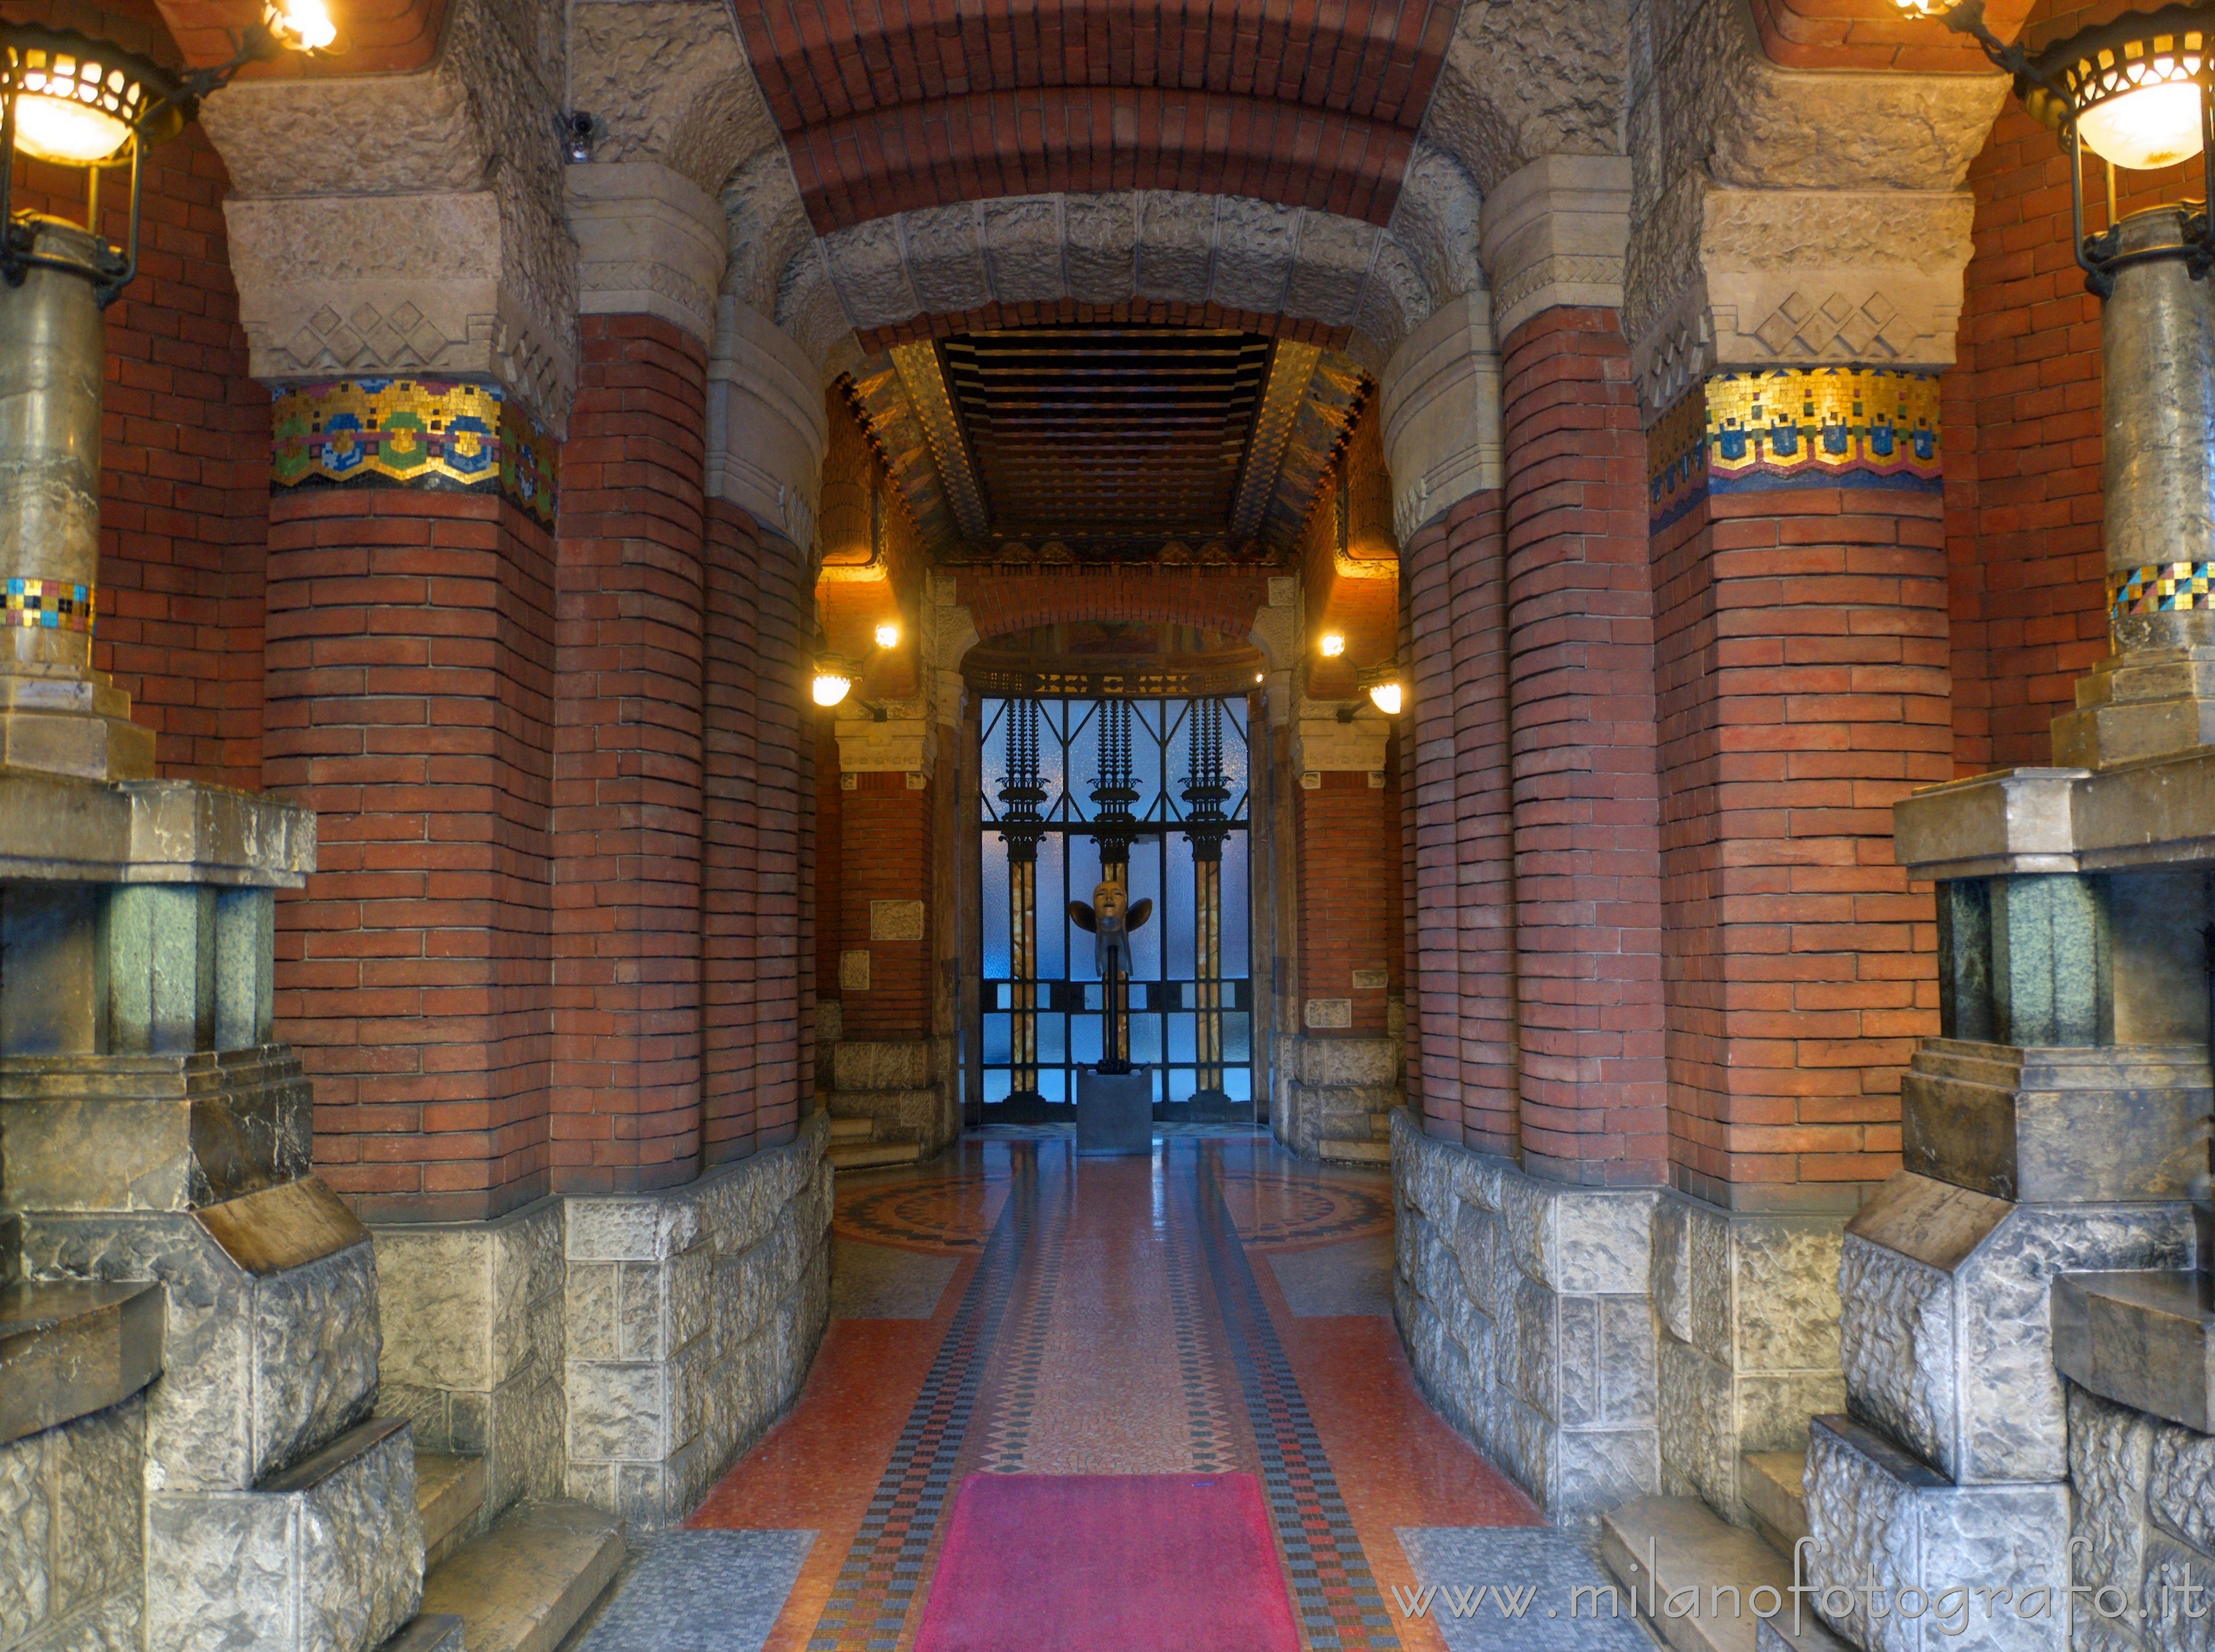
[
  {"left": 1478, "top": 155, "right": 1632, "bottom": 343},
  {"left": 567, "top": 161, "right": 729, "bottom": 346}
]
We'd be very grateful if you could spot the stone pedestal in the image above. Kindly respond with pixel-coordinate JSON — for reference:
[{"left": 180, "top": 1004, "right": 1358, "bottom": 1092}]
[{"left": 1075, "top": 1067, "right": 1152, "bottom": 1156}]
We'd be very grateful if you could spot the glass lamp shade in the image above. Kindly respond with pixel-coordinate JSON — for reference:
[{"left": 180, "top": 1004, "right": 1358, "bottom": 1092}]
[
  {"left": 1366, "top": 678, "right": 1404, "bottom": 716},
  {"left": 2, "top": 27, "right": 181, "bottom": 167},
  {"left": 2039, "top": 10, "right": 2215, "bottom": 171},
  {"left": 811, "top": 658, "right": 856, "bottom": 707}
]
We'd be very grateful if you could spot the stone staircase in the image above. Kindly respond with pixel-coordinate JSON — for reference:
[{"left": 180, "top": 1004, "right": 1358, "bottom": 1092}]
[
  {"left": 1599, "top": 1449, "right": 1837, "bottom": 1652},
  {"left": 411, "top": 1444, "right": 626, "bottom": 1652},
  {"left": 825, "top": 1111, "right": 925, "bottom": 1169}
]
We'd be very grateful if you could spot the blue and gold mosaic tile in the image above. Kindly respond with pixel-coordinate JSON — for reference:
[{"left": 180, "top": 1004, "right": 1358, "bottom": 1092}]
[
  {"left": 1648, "top": 367, "right": 1943, "bottom": 528},
  {"left": 270, "top": 378, "right": 558, "bottom": 524}
]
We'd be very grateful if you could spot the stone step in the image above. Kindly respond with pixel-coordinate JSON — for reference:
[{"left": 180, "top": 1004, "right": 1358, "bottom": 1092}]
[
  {"left": 0, "top": 1278, "right": 164, "bottom": 1445},
  {"left": 1316, "top": 1136, "right": 1391, "bottom": 1165},
  {"left": 827, "top": 1115, "right": 877, "bottom": 1142},
  {"left": 1601, "top": 1494, "right": 1794, "bottom": 1652},
  {"left": 1740, "top": 1451, "right": 1809, "bottom": 1559},
  {"left": 421, "top": 1500, "right": 624, "bottom": 1652},
  {"left": 414, "top": 1451, "right": 486, "bottom": 1568},
  {"left": 828, "top": 1139, "right": 924, "bottom": 1170},
  {"left": 376, "top": 1615, "right": 465, "bottom": 1652}
]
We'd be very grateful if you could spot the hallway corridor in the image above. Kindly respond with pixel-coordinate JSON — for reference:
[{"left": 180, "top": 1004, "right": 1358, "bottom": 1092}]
[{"left": 569, "top": 1132, "right": 1656, "bottom": 1652}]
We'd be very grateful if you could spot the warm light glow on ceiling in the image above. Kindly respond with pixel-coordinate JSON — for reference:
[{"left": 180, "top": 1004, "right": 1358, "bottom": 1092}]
[
  {"left": 1319, "top": 632, "right": 1346, "bottom": 657},
  {"left": 267, "top": 0, "right": 338, "bottom": 51},
  {"left": 10, "top": 83, "right": 130, "bottom": 162},
  {"left": 874, "top": 621, "right": 900, "bottom": 649},
  {"left": 1367, "top": 678, "right": 1404, "bottom": 716},
  {"left": 1887, "top": 0, "right": 1958, "bottom": 15},
  {"left": 2079, "top": 75, "right": 2207, "bottom": 169}
]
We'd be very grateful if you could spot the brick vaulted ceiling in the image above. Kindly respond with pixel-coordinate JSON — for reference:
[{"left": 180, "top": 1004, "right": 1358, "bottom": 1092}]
[{"left": 724, "top": 0, "right": 1459, "bottom": 233}]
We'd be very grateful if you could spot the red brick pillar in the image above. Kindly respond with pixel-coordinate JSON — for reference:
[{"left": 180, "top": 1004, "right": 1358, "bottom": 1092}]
[
  {"left": 1403, "top": 513, "right": 1460, "bottom": 1137},
  {"left": 550, "top": 315, "right": 709, "bottom": 1193},
  {"left": 1650, "top": 370, "right": 1948, "bottom": 1204},
  {"left": 699, "top": 501, "right": 816, "bottom": 1159},
  {"left": 1498, "top": 306, "right": 1668, "bottom": 1186},
  {"left": 262, "top": 387, "right": 561, "bottom": 1222}
]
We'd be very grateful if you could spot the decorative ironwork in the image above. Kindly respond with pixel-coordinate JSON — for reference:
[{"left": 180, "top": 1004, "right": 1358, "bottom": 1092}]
[{"left": 978, "top": 695, "right": 1255, "bottom": 1118}]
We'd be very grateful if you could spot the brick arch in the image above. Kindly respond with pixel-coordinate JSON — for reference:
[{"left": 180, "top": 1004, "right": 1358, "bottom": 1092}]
[
  {"left": 954, "top": 566, "right": 1272, "bottom": 647},
  {"left": 729, "top": 0, "right": 1457, "bottom": 234}
]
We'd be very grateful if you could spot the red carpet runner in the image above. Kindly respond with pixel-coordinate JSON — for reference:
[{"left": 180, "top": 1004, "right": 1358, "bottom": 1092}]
[{"left": 912, "top": 1472, "right": 1301, "bottom": 1652}]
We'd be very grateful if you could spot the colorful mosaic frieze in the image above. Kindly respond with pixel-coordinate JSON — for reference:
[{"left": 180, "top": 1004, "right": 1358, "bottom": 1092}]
[
  {"left": 2, "top": 579, "right": 94, "bottom": 632},
  {"left": 2113, "top": 562, "right": 2215, "bottom": 616},
  {"left": 269, "top": 378, "right": 558, "bottom": 523},
  {"left": 1647, "top": 367, "right": 1943, "bottom": 527}
]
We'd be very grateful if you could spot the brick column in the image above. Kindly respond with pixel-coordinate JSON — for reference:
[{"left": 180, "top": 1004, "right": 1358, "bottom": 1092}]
[
  {"left": 1479, "top": 156, "right": 1666, "bottom": 1186},
  {"left": 1380, "top": 291, "right": 1515, "bottom": 1153},
  {"left": 261, "top": 393, "right": 563, "bottom": 1222},
  {"left": 550, "top": 314, "right": 710, "bottom": 1193},
  {"left": 1627, "top": 179, "right": 1970, "bottom": 1208}
]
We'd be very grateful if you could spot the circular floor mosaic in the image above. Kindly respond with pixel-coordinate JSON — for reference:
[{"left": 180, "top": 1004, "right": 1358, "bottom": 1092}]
[
  {"left": 835, "top": 1178, "right": 1002, "bottom": 1254},
  {"left": 1214, "top": 1172, "right": 1393, "bottom": 1247}
]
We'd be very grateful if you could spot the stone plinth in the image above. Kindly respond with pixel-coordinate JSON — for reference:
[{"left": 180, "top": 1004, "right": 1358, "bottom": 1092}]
[
  {"left": 1076, "top": 1067, "right": 1152, "bottom": 1155},
  {"left": 1275, "top": 1035, "right": 1402, "bottom": 1158},
  {"left": 1394, "top": 1114, "right": 1661, "bottom": 1520},
  {"left": 1838, "top": 1174, "right": 2193, "bottom": 1487},
  {"left": 1900, "top": 1042, "right": 2211, "bottom": 1205},
  {"left": 2053, "top": 1270, "right": 2215, "bottom": 1434},
  {"left": 561, "top": 1113, "right": 831, "bottom": 1530},
  {"left": 0, "top": 1391, "right": 146, "bottom": 1652}
]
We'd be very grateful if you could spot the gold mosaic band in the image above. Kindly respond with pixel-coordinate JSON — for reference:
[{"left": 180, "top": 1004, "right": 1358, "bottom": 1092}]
[
  {"left": 2112, "top": 562, "right": 2215, "bottom": 617},
  {"left": 270, "top": 378, "right": 558, "bottom": 524},
  {"left": 1, "top": 579, "right": 95, "bottom": 633},
  {"left": 1648, "top": 367, "right": 1943, "bottom": 527}
]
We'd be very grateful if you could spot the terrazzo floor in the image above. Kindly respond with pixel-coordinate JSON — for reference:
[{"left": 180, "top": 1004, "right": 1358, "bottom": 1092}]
[{"left": 577, "top": 1129, "right": 1653, "bottom": 1652}]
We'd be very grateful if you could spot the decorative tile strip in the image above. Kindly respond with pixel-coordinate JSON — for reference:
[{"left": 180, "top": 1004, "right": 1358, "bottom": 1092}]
[
  {"left": 2113, "top": 562, "right": 2215, "bottom": 616},
  {"left": 269, "top": 378, "right": 558, "bottom": 524},
  {"left": 1647, "top": 367, "right": 1943, "bottom": 527},
  {"left": 1, "top": 579, "right": 94, "bottom": 632}
]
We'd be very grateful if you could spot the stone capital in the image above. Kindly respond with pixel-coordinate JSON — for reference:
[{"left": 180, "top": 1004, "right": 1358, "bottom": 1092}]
[
  {"left": 566, "top": 162, "right": 730, "bottom": 346},
  {"left": 1631, "top": 186, "right": 1974, "bottom": 417},
  {"left": 834, "top": 715, "right": 934, "bottom": 776},
  {"left": 1379, "top": 291, "right": 1503, "bottom": 540},
  {"left": 707, "top": 298, "right": 830, "bottom": 550},
  {"left": 224, "top": 191, "right": 578, "bottom": 431},
  {"left": 1477, "top": 154, "right": 1632, "bottom": 343}
]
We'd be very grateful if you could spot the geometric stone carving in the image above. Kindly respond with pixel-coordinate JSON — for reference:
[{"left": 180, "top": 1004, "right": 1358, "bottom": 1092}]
[
  {"left": 1477, "top": 155, "right": 1632, "bottom": 343},
  {"left": 568, "top": 162, "right": 731, "bottom": 346}
]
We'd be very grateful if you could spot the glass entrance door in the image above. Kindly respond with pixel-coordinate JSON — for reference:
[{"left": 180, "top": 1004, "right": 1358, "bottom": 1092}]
[{"left": 977, "top": 695, "right": 1255, "bottom": 1121}]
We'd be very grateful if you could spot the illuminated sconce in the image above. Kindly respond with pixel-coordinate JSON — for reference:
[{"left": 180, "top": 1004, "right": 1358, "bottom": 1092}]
[
  {"left": 1890, "top": 0, "right": 2215, "bottom": 291},
  {"left": 266, "top": 0, "right": 338, "bottom": 51},
  {"left": 1319, "top": 632, "right": 1346, "bottom": 658},
  {"left": 1335, "top": 663, "right": 1407, "bottom": 721},
  {"left": 873, "top": 620, "right": 900, "bottom": 649},
  {"left": 811, "top": 655, "right": 856, "bottom": 708}
]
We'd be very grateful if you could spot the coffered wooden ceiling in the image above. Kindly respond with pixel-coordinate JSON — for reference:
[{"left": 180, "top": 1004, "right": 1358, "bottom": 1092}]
[{"left": 846, "top": 325, "right": 1367, "bottom": 566}]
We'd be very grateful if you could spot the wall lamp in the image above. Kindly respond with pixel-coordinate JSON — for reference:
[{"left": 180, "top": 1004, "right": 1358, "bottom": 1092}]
[
  {"left": 1894, "top": 0, "right": 2215, "bottom": 293},
  {"left": 1337, "top": 664, "right": 1406, "bottom": 721},
  {"left": 811, "top": 616, "right": 903, "bottom": 718},
  {"left": 1319, "top": 630, "right": 1346, "bottom": 657},
  {"left": 3, "top": 5, "right": 338, "bottom": 304}
]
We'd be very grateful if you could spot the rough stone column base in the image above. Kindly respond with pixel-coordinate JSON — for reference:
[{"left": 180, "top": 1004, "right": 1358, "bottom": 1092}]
[
  {"left": 822, "top": 1038, "right": 957, "bottom": 1154},
  {"left": 1651, "top": 1192, "right": 1846, "bottom": 1526},
  {"left": 1392, "top": 1114, "right": 1659, "bottom": 1520},
  {"left": 1273, "top": 1034, "right": 1402, "bottom": 1157},
  {"left": 0, "top": 671, "right": 155, "bottom": 783},
  {"left": 2051, "top": 646, "right": 2215, "bottom": 768}
]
